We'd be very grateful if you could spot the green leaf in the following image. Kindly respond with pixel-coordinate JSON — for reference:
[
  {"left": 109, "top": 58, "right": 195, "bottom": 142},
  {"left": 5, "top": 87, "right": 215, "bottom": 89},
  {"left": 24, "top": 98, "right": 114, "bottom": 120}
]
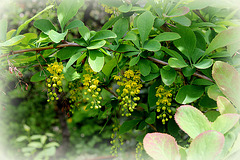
[
  {"left": 161, "top": 47, "right": 186, "bottom": 62},
  {"left": 224, "top": 133, "right": 240, "bottom": 160},
  {"left": 217, "top": 96, "right": 237, "bottom": 114},
  {"left": 118, "top": 4, "right": 132, "bottom": 13},
  {"left": 143, "top": 133, "right": 180, "bottom": 160},
  {"left": 40, "top": 135, "right": 47, "bottom": 144},
  {"left": 88, "top": 50, "right": 104, "bottom": 72},
  {"left": 21, "top": 33, "right": 38, "bottom": 45},
  {"left": 205, "top": 27, "right": 240, "bottom": 54},
  {"left": 148, "top": 79, "right": 161, "bottom": 107},
  {"left": 65, "top": 20, "right": 84, "bottom": 30},
  {"left": 187, "top": 130, "right": 224, "bottom": 160},
  {"left": 16, "top": 136, "right": 28, "bottom": 142},
  {"left": 0, "top": 18, "right": 7, "bottom": 42},
  {"left": 191, "top": 48, "right": 205, "bottom": 64},
  {"left": 160, "top": 67, "right": 176, "bottom": 86},
  {"left": 57, "top": 47, "right": 82, "bottom": 60},
  {"left": 175, "top": 85, "right": 204, "bottom": 104},
  {"left": 101, "top": 15, "right": 121, "bottom": 30},
  {"left": 212, "top": 61, "right": 240, "bottom": 111},
  {"left": 16, "top": 5, "right": 53, "bottom": 35},
  {"left": 207, "top": 84, "right": 225, "bottom": 101},
  {"left": 87, "top": 40, "right": 106, "bottom": 50},
  {"left": 30, "top": 135, "right": 42, "bottom": 140},
  {"left": 66, "top": 49, "right": 85, "bottom": 69},
  {"left": 79, "top": 26, "right": 90, "bottom": 42},
  {"left": 116, "top": 44, "right": 138, "bottom": 52},
  {"left": 199, "top": 95, "right": 217, "bottom": 108},
  {"left": 138, "top": 103, "right": 148, "bottom": 112},
  {"left": 63, "top": 66, "right": 80, "bottom": 81},
  {"left": 0, "top": 35, "right": 25, "bottom": 47},
  {"left": 175, "top": 105, "right": 211, "bottom": 139},
  {"left": 193, "top": 59, "right": 213, "bottom": 69},
  {"left": 138, "top": 59, "right": 151, "bottom": 76},
  {"left": 171, "top": 16, "right": 191, "bottom": 27},
  {"left": 137, "top": 11, "right": 154, "bottom": 44},
  {"left": 119, "top": 119, "right": 141, "bottom": 134},
  {"left": 168, "top": 119, "right": 180, "bottom": 137},
  {"left": 28, "top": 142, "right": 43, "bottom": 149},
  {"left": 102, "top": 58, "right": 118, "bottom": 77},
  {"left": 172, "top": 25, "right": 196, "bottom": 61},
  {"left": 141, "top": 73, "right": 160, "bottom": 82},
  {"left": 57, "top": 0, "right": 84, "bottom": 31},
  {"left": 48, "top": 30, "right": 68, "bottom": 43},
  {"left": 143, "top": 40, "right": 161, "bottom": 51},
  {"left": 154, "top": 32, "right": 181, "bottom": 42},
  {"left": 31, "top": 71, "right": 50, "bottom": 82},
  {"left": 113, "top": 18, "right": 129, "bottom": 41},
  {"left": 129, "top": 56, "right": 140, "bottom": 67},
  {"left": 45, "top": 142, "right": 59, "bottom": 148},
  {"left": 204, "top": 110, "right": 220, "bottom": 122},
  {"left": 150, "top": 62, "right": 159, "bottom": 73},
  {"left": 33, "top": 19, "right": 56, "bottom": 35},
  {"left": 91, "top": 30, "right": 117, "bottom": 41},
  {"left": 145, "top": 112, "right": 156, "bottom": 124},
  {"left": 164, "top": 7, "right": 190, "bottom": 17},
  {"left": 182, "top": 66, "right": 196, "bottom": 77},
  {"left": 168, "top": 57, "right": 188, "bottom": 68},
  {"left": 212, "top": 114, "right": 240, "bottom": 134},
  {"left": 192, "top": 79, "right": 214, "bottom": 86},
  {"left": 99, "top": 0, "right": 123, "bottom": 7}
]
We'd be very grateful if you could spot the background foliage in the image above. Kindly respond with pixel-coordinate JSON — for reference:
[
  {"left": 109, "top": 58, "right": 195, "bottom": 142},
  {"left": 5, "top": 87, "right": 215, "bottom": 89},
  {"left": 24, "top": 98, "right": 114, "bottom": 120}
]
[{"left": 0, "top": 0, "right": 240, "bottom": 160}]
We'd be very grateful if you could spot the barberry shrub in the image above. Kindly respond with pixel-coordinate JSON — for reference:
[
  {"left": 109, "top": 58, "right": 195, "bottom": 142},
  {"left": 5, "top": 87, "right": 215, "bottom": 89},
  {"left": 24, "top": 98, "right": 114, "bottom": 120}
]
[{"left": 0, "top": 0, "right": 240, "bottom": 159}]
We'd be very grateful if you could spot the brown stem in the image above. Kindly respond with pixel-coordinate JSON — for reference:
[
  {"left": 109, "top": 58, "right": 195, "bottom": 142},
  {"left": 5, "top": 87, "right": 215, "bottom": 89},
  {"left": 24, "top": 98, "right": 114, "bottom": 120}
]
[
  {"left": 103, "top": 86, "right": 119, "bottom": 98},
  {"left": 193, "top": 10, "right": 207, "bottom": 22},
  {"left": 0, "top": 43, "right": 81, "bottom": 58},
  {"left": 147, "top": 57, "right": 214, "bottom": 82},
  {"left": 148, "top": 123, "right": 157, "bottom": 132}
]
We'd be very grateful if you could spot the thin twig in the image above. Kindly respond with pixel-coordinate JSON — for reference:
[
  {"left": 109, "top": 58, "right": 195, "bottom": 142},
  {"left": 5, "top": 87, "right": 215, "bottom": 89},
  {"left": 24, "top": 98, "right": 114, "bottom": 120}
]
[
  {"left": 0, "top": 43, "right": 81, "bottom": 58},
  {"left": 147, "top": 57, "right": 214, "bottom": 82},
  {"left": 148, "top": 124, "right": 157, "bottom": 132},
  {"left": 193, "top": 10, "right": 207, "bottom": 22}
]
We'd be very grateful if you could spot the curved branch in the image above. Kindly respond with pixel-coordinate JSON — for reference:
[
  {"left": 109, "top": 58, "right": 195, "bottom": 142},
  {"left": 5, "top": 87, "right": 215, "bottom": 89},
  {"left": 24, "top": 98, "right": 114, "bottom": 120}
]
[
  {"left": 0, "top": 43, "right": 81, "bottom": 58},
  {"left": 147, "top": 57, "right": 214, "bottom": 82}
]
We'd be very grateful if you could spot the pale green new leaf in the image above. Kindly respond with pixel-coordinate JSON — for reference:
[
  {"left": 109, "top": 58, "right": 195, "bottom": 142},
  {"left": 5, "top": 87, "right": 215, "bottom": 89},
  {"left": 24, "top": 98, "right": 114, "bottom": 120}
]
[
  {"left": 187, "top": 130, "right": 224, "bottom": 160},
  {"left": 211, "top": 114, "right": 240, "bottom": 134},
  {"left": 143, "top": 133, "right": 180, "bottom": 160},
  {"left": 217, "top": 96, "right": 237, "bottom": 114},
  {"left": 175, "top": 105, "right": 211, "bottom": 139},
  {"left": 205, "top": 27, "right": 240, "bottom": 54},
  {"left": 212, "top": 61, "right": 240, "bottom": 111}
]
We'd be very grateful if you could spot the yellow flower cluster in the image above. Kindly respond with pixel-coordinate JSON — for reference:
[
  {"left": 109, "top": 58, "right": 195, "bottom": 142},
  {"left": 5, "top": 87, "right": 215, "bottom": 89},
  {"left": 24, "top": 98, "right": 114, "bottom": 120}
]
[
  {"left": 102, "top": 4, "right": 117, "bottom": 14},
  {"left": 110, "top": 123, "right": 123, "bottom": 156},
  {"left": 68, "top": 80, "right": 84, "bottom": 109},
  {"left": 46, "top": 62, "right": 64, "bottom": 102},
  {"left": 114, "top": 69, "right": 142, "bottom": 116},
  {"left": 82, "top": 64, "right": 102, "bottom": 109},
  {"left": 136, "top": 142, "right": 144, "bottom": 160},
  {"left": 155, "top": 85, "right": 174, "bottom": 124}
]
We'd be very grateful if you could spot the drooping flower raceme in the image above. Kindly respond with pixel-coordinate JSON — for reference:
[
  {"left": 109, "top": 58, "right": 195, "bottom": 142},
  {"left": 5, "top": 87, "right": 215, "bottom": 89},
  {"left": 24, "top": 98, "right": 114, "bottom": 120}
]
[
  {"left": 114, "top": 69, "right": 143, "bottom": 116},
  {"left": 46, "top": 62, "right": 64, "bottom": 102}
]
